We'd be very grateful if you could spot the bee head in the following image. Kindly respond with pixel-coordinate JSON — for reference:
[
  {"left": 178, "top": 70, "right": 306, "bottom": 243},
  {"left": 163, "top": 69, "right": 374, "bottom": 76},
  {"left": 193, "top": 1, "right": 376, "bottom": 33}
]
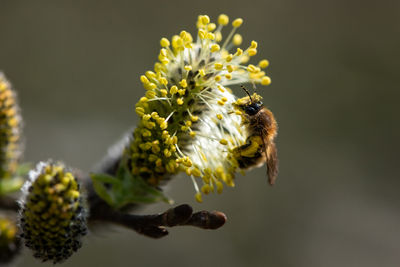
[
  {"left": 243, "top": 101, "right": 262, "bottom": 115},
  {"left": 234, "top": 85, "right": 264, "bottom": 115}
]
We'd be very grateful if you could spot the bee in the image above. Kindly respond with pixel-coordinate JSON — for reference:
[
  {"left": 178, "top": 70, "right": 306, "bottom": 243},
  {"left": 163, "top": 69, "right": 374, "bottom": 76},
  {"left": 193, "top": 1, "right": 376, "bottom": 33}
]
[{"left": 232, "top": 85, "right": 278, "bottom": 185}]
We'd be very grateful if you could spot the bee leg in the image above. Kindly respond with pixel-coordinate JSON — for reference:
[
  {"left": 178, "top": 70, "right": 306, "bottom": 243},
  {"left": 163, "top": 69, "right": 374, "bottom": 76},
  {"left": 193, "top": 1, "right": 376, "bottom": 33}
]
[{"left": 266, "top": 142, "right": 278, "bottom": 186}]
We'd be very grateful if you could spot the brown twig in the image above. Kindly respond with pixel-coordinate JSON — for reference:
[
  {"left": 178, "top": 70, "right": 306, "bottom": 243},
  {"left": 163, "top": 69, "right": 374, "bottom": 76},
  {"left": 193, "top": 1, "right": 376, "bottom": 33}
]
[
  {"left": 0, "top": 196, "right": 19, "bottom": 212},
  {"left": 98, "top": 204, "right": 227, "bottom": 238},
  {"left": 0, "top": 135, "right": 228, "bottom": 240}
]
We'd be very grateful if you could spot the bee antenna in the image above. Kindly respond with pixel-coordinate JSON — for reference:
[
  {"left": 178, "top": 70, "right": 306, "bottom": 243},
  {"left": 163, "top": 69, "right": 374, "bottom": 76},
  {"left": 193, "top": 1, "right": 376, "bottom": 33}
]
[{"left": 240, "top": 85, "right": 253, "bottom": 102}]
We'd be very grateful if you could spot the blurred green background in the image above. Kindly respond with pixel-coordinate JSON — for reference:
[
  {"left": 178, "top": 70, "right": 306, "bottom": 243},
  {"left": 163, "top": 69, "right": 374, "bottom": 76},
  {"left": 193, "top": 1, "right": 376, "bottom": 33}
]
[{"left": 1, "top": 0, "right": 399, "bottom": 266}]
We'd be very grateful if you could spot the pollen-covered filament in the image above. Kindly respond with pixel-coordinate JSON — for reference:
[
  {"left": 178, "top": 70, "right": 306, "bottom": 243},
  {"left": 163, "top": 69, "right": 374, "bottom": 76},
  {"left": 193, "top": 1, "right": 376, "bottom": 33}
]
[{"left": 127, "top": 14, "right": 272, "bottom": 202}]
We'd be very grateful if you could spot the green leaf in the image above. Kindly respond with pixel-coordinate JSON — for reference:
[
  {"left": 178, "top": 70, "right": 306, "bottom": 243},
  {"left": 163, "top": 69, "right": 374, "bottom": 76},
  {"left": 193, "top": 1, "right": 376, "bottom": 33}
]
[
  {"left": 90, "top": 173, "right": 117, "bottom": 207},
  {"left": 16, "top": 162, "right": 33, "bottom": 177},
  {"left": 118, "top": 159, "right": 173, "bottom": 206},
  {"left": 0, "top": 176, "right": 24, "bottom": 195},
  {"left": 89, "top": 158, "right": 173, "bottom": 209}
]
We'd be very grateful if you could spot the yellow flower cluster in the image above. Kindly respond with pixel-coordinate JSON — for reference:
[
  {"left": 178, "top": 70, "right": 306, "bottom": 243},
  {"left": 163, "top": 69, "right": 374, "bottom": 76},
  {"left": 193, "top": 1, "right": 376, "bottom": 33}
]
[
  {"left": 126, "top": 14, "right": 272, "bottom": 202},
  {"left": 0, "top": 216, "right": 20, "bottom": 263},
  {"left": 20, "top": 162, "right": 87, "bottom": 263},
  {"left": 0, "top": 73, "right": 22, "bottom": 180}
]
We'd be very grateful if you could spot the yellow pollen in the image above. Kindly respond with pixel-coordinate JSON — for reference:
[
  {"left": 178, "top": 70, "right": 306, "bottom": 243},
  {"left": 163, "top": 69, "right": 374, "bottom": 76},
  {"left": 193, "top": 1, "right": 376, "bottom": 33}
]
[
  {"left": 177, "top": 98, "right": 184, "bottom": 105},
  {"left": 160, "top": 38, "right": 170, "bottom": 47},
  {"left": 201, "top": 15, "right": 210, "bottom": 25},
  {"left": 192, "top": 168, "right": 202, "bottom": 177},
  {"left": 183, "top": 158, "right": 192, "bottom": 167},
  {"left": 164, "top": 149, "right": 172, "bottom": 158},
  {"left": 151, "top": 112, "right": 159, "bottom": 119},
  {"left": 232, "top": 18, "right": 243, "bottom": 28},
  {"left": 206, "top": 32, "right": 215, "bottom": 40},
  {"left": 142, "top": 129, "right": 151, "bottom": 137},
  {"left": 146, "top": 71, "right": 156, "bottom": 79},
  {"left": 145, "top": 91, "right": 156, "bottom": 99},
  {"left": 179, "top": 79, "right": 188, "bottom": 88},
  {"left": 216, "top": 114, "right": 223, "bottom": 120},
  {"left": 172, "top": 35, "right": 184, "bottom": 50},
  {"left": 159, "top": 77, "right": 168, "bottom": 85},
  {"left": 218, "top": 14, "right": 229, "bottom": 25},
  {"left": 156, "top": 159, "right": 163, "bottom": 167},
  {"left": 170, "top": 85, "right": 178, "bottom": 95},
  {"left": 145, "top": 83, "right": 157, "bottom": 90},
  {"left": 159, "top": 48, "right": 167, "bottom": 57},
  {"left": 259, "top": 59, "right": 270, "bottom": 68},
  {"left": 235, "top": 48, "right": 243, "bottom": 56},
  {"left": 233, "top": 34, "right": 242, "bottom": 46},
  {"left": 160, "top": 89, "right": 168, "bottom": 97},
  {"left": 207, "top": 23, "right": 216, "bottom": 31},
  {"left": 220, "top": 139, "right": 228, "bottom": 145},
  {"left": 190, "top": 131, "right": 196, "bottom": 138},
  {"left": 135, "top": 107, "right": 145, "bottom": 116},
  {"left": 142, "top": 114, "right": 151, "bottom": 121},
  {"left": 198, "top": 29, "right": 206, "bottom": 39},
  {"left": 215, "top": 75, "right": 222, "bottom": 82},
  {"left": 251, "top": 41, "right": 258, "bottom": 48},
  {"left": 215, "top": 32, "right": 222, "bottom": 42},
  {"left": 195, "top": 192, "right": 203, "bottom": 203},
  {"left": 248, "top": 48, "right": 257, "bottom": 56},
  {"left": 225, "top": 73, "right": 232, "bottom": 80},
  {"left": 211, "top": 44, "right": 220, "bottom": 52},
  {"left": 201, "top": 184, "right": 212, "bottom": 195},
  {"left": 191, "top": 115, "right": 199, "bottom": 122},
  {"left": 199, "top": 69, "right": 206, "bottom": 76},
  {"left": 148, "top": 154, "right": 158, "bottom": 162},
  {"left": 140, "top": 75, "right": 149, "bottom": 84},
  {"left": 247, "top": 64, "right": 258, "bottom": 73},
  {"left": 214, "top": 63, "right": 223, "bottom": 70},
  {"left": 184, "top": 65, "right": 192, "bottom": 71},
  {"left": 180, "top": 30, "right": 188, "bottom": 39},
  {"left": 241, "top": 55, "right": 250, "bottom": 63},
  {"left": 178, "top": 89, "right": 186, "bottom": 96},
  {"left": 225, "top": 54, "right": 233, "bottom": 62},
  {"left": 261, "top": 76, "right": 272, "bottom": 85},
  {"left": 216, "top": 181, "right": 223, "bottom": 194}
]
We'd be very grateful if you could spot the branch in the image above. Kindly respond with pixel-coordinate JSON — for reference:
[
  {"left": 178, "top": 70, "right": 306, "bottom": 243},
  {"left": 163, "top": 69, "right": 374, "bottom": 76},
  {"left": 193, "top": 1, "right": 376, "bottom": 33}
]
[
  {"left": 0, "top": 196, "right": 19, "bottom": 212},
  {"left": 98, "top": 204, "right": 227, "bottom": 238}
]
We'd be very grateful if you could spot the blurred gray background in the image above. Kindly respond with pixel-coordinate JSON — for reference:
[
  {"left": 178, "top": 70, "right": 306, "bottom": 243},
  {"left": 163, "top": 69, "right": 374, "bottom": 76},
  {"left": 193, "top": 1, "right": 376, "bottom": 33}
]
[{"left": 1, "top": 0, "right": 399, "bottom": 266}]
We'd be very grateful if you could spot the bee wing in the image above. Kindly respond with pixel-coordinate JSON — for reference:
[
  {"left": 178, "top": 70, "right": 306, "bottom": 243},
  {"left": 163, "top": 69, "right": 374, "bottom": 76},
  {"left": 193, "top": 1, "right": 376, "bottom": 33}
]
[{"left": 262, "top": 137, "right": 278, "bottom": 186}]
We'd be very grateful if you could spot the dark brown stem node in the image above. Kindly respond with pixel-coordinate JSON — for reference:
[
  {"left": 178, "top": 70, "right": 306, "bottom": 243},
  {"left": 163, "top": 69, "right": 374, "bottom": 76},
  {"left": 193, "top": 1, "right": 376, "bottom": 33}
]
[{"left": 103, "top": 204, "right": 226, "bottom": 238}]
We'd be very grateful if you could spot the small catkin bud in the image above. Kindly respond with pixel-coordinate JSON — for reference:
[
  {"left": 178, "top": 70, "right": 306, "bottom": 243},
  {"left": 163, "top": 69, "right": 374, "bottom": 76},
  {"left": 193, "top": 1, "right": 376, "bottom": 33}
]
[
  {"left": 0, "top": 216, "right": 21, "bottom": 264},
  {"left": 19, "top": 161, "right": 88, "bottom": 264},
  {"left": 0, "top": 73, "right": 22, "bottom": 180}
]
